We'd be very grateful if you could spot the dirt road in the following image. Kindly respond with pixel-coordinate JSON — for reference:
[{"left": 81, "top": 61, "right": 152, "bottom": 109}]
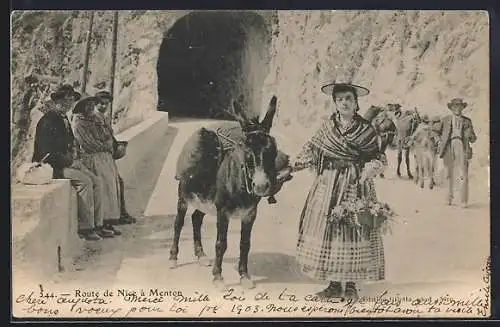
[{"left": 52, "top": 118, "right": 489, "bottom": 316}]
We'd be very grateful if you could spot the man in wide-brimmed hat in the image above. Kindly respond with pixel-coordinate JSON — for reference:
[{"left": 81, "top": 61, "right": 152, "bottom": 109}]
[
  {"left": 437, "top": 98, "right": 477, "bottom": 208},
  {"left": 93, "top": 90, "right": 136, "bottom": 224},
  {"left": 32, "top": 84, "right": 113, "bottom": 241},
  {"left": 32, "top": 84, "right": 82, "bottom": 171}
]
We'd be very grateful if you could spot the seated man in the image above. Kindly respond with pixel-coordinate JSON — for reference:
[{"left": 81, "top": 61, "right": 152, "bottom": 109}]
[
  {"left": 93, "top": 90, "right": 136, "bottom": 224},
  {"left": 32, "top": 84, "right": 115, "bottom": 240}
]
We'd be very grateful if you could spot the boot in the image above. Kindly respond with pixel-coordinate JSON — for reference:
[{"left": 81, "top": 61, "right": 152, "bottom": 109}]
[
  {"left": 315, "top": 281, "right": 342, "bottom": 299},
  {"left": 118, "top": 212, "right": 136, "bottom": 224},
  {"left": 103, "top": 220, "right": 122, "bottom": 236},
  {"left": 344, "top": 282, "right": 359, "bottom": 300},
  {"left": 95, "top": 227, "right": 115, "bottom": 238},
  {"left": 78, "top": 229, "right": 102, "bottom": 241}
]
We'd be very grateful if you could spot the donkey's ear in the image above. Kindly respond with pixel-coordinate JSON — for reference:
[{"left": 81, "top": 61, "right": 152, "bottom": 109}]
[
  {"left": 260, "top": 95, "right": 277, "bottom": 133},
  {"left": 232, "top": 98, "right": 248, "bottom": 127}
]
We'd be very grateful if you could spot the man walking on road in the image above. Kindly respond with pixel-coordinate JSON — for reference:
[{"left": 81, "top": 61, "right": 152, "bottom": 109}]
[
  {"left": 437, "top": 98, "right": 477, "bottom": 208},
  {"left": 94, "top": 90, "right": 136, "bottom": 224}
]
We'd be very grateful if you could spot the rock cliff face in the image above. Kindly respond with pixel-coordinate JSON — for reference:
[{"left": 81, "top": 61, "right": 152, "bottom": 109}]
[
  {"left": 10, "top": 10, "right": 275, "bottom": 174},
  {"left": 11, "top": 10, "right": 489, "bottom": 179},
  {"left": 11, "top": 11, "right": 183, "bottom": 173},
  {"left": 261, "top": 10, "right": 489, "bottom": 183}
]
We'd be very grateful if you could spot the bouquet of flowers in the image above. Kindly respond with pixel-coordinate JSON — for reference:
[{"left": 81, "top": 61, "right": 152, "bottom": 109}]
[
  {"left": 359, "top": 159, "right": 386, "bottom": 183},
  {"left": 327, "top": 183, "right": 396, "bottom": 233}
]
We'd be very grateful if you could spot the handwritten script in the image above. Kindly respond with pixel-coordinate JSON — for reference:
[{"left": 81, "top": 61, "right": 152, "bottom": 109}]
[{"left": 14, "top": 258, "right": 490, "bottom": 318}]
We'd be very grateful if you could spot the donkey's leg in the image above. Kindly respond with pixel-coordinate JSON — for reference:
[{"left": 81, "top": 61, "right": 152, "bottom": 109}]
[
  {"left": 429, "top": 155, "right": 436, "bottom": 190},
  {"left": 414, "top": 157, "right": 420, "bottom": 185},
  {"left": 212, "top": 209, "right": 230, "bottom": 290},
  {"left": 419, "top": 158, "right": 425, "bottom": 189},
  {"left": 169, "top": 196, "right": 188, "bottom": 269},
  {"left": 192, "top": 209, "right": 211, "bottom": 266},
  {"left": 379, "top": 143, "right": 388, "bottom": 178},
  {"left": 397, "top": 146, "right": 403, "bottom": 177},
  {"left": 239, "top": 210, "right": 257, "bottom": 289},
  {"left": 405, "top": 148, "right": 414, "bottom": 180},
  {"left": 381, "top": 134, "right": 395, "bottom": 178},
  {"left": 423, "top": 154, "right": 432, "bottom": 189}
]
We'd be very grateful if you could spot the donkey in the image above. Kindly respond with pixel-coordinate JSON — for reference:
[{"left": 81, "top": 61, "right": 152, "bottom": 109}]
[
  {"left": 363, "top": 105, "right": 397, "bottom": 178},
  {"left": 429, "top": 115, "right": 443, "bottom": 134},
  {"left": 408, "top": 124, "right": 440, "bottom": 189},
  {"left": 169, "top": 95, "right": 283, "bottom": 290},
  {"left": 385, "top": 104, "right": 421, "bottom": 180}
]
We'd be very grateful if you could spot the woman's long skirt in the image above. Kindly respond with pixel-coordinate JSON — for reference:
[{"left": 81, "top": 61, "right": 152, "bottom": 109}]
[
  {"left": 81, "top": 152, "right": 121, "bottom": 221},
  {"left": 296, "top": 168, "right": 385, "bottom": 282}
]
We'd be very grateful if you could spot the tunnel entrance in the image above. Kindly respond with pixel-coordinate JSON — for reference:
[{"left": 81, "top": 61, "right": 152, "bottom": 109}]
[{"left": 156, "top": 11, "right": 270, "bottom": 120}]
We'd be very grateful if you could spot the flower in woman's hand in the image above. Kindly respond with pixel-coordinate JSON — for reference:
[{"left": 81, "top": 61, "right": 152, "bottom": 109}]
[
  {"left": 362, "top": 162, "right": 379, "bottom": 181},
  {"left": 345, "top": 199, "right": 356, "bottom": 211},
  {"left": 331, "top": 205, "right": 344, "bottom": 218},
  {"left": 371, "top": 159, "right": 385, "bottom": 174},
  {"left": 355, "top": 199, "right": 365, "bottom": 210},
  {"left": 350, "top": 212, "right": 362, "bottom": 228},
  {"left": 379, "top": 154, "right": 388, "bottom": 166}
]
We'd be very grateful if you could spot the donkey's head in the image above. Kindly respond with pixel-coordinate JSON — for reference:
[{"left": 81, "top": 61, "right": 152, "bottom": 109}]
[
  {"left": 373, "top": 110, "right": 395, "bottom": 133},
  {"left": 386, "top": 103, "right": 402, "bottom": 115},
  {"left": 364, "top": 105, "right": 384, "bottom": 122},
  {"left": 231, "top": 95, "right": 278, "bottom": 197},
  {"left": 369, "top": 105, "right": 384, "bottom": 114}
]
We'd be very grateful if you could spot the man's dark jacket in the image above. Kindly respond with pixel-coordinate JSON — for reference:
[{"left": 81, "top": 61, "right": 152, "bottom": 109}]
[{"left": 32, "top": 110, "right": 75, "bottom": 178}]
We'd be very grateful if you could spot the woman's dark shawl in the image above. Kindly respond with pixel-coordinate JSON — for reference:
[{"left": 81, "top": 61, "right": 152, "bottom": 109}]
[
  {"left": 310, "top": 115, "right": 380, "bottom": 162},
  {"left": 294, "top": 115, "right": 381, "bottom": 174}
]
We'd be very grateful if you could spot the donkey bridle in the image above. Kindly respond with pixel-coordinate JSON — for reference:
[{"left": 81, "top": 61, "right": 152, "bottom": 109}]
[{"left": 215, "top": 129, "right": 270, "bottom": 196}]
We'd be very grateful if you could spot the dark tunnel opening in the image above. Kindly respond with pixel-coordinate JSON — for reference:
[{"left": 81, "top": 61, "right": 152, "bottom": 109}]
[{"left": 156, "top": 11, "right": 270, "bottom": 120}]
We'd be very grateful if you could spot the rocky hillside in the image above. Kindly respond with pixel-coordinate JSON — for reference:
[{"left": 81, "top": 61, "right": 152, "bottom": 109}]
[
  {"left": 10, "top": 10, "right": 274, "bottom": 175},
  {"left": 262, "top": 10, "right": 489, "bottom": 180},
  {"left": 11, "top": 11, "right": 188, "bottom": 174},
  {"left": 11, "top": 10, "right": 489, "bottom": 181}
]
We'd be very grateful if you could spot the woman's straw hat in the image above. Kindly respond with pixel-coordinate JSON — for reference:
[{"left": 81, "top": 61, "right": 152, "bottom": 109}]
[
  {"left": 72, "top": 95, "right": 98, "bottom": 114},
  {"left": 321, "top": 81, "right": 370, "bottom": 97},
  {"left": 94, "top": 90, "right": 113, "bottom": 101}
]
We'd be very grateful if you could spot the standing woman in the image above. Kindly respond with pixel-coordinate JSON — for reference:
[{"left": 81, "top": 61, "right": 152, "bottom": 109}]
[
  {"left": 292, "top": 81, "right": 395, "bottom": 299},
  {"left": 72, "top": 95, "right": 122, "bottom": 236},
  {"left": 93, "top": 90, "right": 136, "bottom": 224}
]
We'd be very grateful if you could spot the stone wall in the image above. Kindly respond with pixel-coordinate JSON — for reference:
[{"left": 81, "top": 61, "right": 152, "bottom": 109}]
[{"left": 11, "top": 111, "right": 170, "bottom": 282}]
